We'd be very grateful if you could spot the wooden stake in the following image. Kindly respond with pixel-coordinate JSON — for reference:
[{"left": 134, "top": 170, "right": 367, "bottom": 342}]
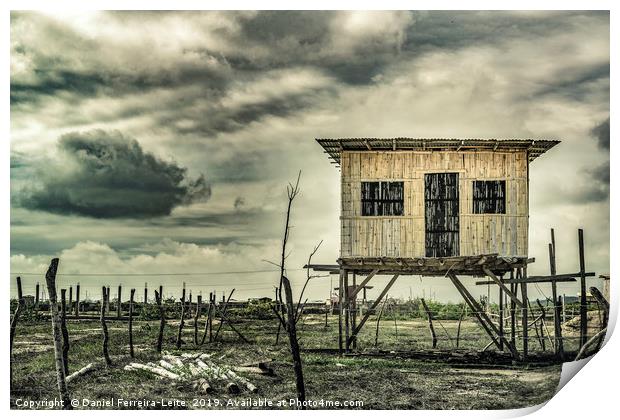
[
  {"left": 117, "top": 285, "right": 122, "bottom": 319},
  {"left": 201, "top": 292, "right": 212, "bottom": 345},
  {"left": 194, "top": 295, "right": 202, "bottom": 345},
  {"left": 154, "top": 290, "right": 166, "bottom": 353},
  {"left": 100, "top": 287, "right": 112, "bottom": 366},
  {"left": 75, "top": 284, "right": 80, "bottom": 318},
  {"left": 44, "top": 259, "right": 72, "bottom": 409},
  {"left": 159, "top": 285, "right": 163, "bottom": 302},
  {"left": 69, "top": 286, "right": 73, "bottom": 308},
  {"left": 35, "top": 282, "right": 40, "bottom": 312},
  {"left": 60, "top": 289, "right": 70, "bottom": 375},
  {"left": 129, "top": 288, "right": 135, "bottom": 358},
  {"left": 176, "top": 287, "right": 186, "bottom": 349},
  {"left": 420, "top": 298, "right": 437, "bottom": 349}
]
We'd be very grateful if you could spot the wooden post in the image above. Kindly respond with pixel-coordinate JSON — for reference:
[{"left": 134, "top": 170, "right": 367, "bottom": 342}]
[
  {"left": 344, "top": 270, "right": 350, "bottom": 352},
  {"left": 106, "top": 286, "right": 111, "bottom": 313},
  {"left": 129, "top": 288, "right": 135, "bottom": 358},
  {"left": 159, "top": 285, "right": 163, "bottom": 302},
  {"left": 509, "top": 271, "right": 516, "bottom": 350},
  {"left": 420, "top": 298, "right": 437, "bottom": 348},
  {"left": 75, "top": 284, "right": 80, "bottom": 318},
  {"left": 176, "top": 287, "right": 186, "bottom": 349},
  {"left": 347, "top": 274, "right": 400, "bottom": 348},
  {"left": 498, "top": 284, "right": 504, "bottom": 351},
  {"left": 202, "top": 292, "right": 213, "bottom": 345},
  {"left": 69, "top": 286, "right": 73, "bottom": 308},
  {"left": 117, "top": 285, "right": 122, "bottom": 319},
  {"left": 44, "top": 259, "right": 72, "bottom": 409},
  {"left": 338, "top": 268, "right": 344, "bottom": 353},
  {"left": 154, "top": 290, "right": 165, "bottom": 353},
  {"left": 35, "top": 282, "right": 40, "bottom": 311},
  {"left": 449, "top": 273, "right": 515, "bottom": 356},
  {"left": 100, "top": 287, "right": 112, "bottom": 366},
  {"left": 281, "top": 276, "right": 306, "bottom": 408},
  {"left": 10, "top": 276, "right": 25, "bottom": 384},
  {"left": 60, "top": 289, "right": 70, "bottom": 376},
  {"left": 520, "top": 268, "right": 529, "bottom": 360},
  {"left": 194, "top": 295, "right": 202, "bottom": 345},
  {"left": 351, "top": 272, "right": 357, "bottom": 350},
  {"left": 144, "top": 282, "right": 148, "bottom": 304},
  {"left": 578, "top": 229, "right": 588, "bottom": 347}
]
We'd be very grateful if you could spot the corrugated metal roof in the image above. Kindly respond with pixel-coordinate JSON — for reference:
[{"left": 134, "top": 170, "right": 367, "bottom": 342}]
[{"left": 316, "top": 138, "right": 560, "bottom": 165}]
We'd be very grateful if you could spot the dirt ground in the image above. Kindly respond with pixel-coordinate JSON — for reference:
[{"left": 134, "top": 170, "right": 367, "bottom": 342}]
[{"left": 11, "top": 315, "right": 563, "bottom": 410}]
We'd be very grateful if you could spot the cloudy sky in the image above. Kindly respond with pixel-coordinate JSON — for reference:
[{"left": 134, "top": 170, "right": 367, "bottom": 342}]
[{"left": 10, "top": 11, "right": 609, "bottom": 302}]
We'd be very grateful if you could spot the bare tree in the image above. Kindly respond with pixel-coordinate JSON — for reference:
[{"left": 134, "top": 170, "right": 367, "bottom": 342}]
[{"left": 268, "top": 172, "right": 306, "bottom": 408}]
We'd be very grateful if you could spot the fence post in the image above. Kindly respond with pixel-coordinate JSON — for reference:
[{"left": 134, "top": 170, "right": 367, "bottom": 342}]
[
  {"left": 44, "top": 259, "right": 72, "bottom": 409},
  {"left": 117, "top": 285, "right": 122, "bottom": 319},
  {"left": 60, "top": 289, "right": 70, "bottom": 376},
  {"left": 75, "top": 284, "right": 80, "bottom": 318},
  {"left": 129, "top": 289, "right": 135, "bottom": 358},
  {"left": 100, "top": 287, "right": 112, "bottom": 366}
]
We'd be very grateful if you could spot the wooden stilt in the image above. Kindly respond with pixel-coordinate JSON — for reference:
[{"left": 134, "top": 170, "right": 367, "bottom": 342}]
[
  {"left": 578, "top": 229, "right": 588, "bottom": 348},
  {"left": 344, "top": 270, "right": 350, "bottom": 352},
  {"left": 498, "top": 282, "right": 504, "bottom": 351},
  {"left": 509, "top": 270, "right": 516, "bottom": 350},
  {"left": 338, "top": 268, "right": 344, "bottom": 353},
  {"left": 449, "top": 273, "right": 515, "bottom": 355},
  {"left": 351, "top": 272, "right": 358, "bottom": 350},
  {"left": 483, "top": 267, "right": 524, "bottom": 308},
  {"left": 347, "top": 274, "right": 399, "bottom": 348},
  {"left": 520, "top": 267, "right": 529, "bottom": 360}
]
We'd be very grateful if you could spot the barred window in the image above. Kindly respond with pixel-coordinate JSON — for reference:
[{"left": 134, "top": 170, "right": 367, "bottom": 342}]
[
  {"left": 361, "top": 181, "right": 404, "bottom": 216},
  {"left": 473, "top": 180, "right": 506, "bottom": 214}
]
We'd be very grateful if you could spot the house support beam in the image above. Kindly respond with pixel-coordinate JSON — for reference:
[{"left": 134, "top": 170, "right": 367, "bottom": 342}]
[
  {"left": 448, "top": 273, "right": 517, "bottom": 358},
  {"left": 482, "top": 267, "right": 524, "bottom": 308},
  {"left": 346, "top": 274, "right": 399, "bottom": 349}
]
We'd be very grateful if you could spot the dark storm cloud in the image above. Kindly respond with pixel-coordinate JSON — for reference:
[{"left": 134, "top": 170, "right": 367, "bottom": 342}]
[
  {"left": 591, "top": 117, "right": 610, "bottom": 150},
  {"left": 18, "top": 130, "right": 211, "bottom": 218},
  {"left": 589, "top": 161, "right": 610, "bottom": 185}
]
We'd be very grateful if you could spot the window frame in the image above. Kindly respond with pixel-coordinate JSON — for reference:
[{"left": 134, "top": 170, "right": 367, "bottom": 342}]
[
  {"left": 472, "top": 179, "right": 507, "bottom": 214},
  {"left": 361, "top": 180, "right": 404, "bottom": 217}
]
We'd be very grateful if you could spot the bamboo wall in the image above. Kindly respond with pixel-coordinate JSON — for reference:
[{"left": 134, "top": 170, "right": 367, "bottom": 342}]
[{"left": 340, "top": 150, "right": 529, "bottom": 258}]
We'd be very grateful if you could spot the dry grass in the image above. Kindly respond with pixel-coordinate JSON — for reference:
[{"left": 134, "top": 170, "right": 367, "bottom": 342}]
[{"left": 11, "top": 315, "right": 563, "bottom": 410}]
